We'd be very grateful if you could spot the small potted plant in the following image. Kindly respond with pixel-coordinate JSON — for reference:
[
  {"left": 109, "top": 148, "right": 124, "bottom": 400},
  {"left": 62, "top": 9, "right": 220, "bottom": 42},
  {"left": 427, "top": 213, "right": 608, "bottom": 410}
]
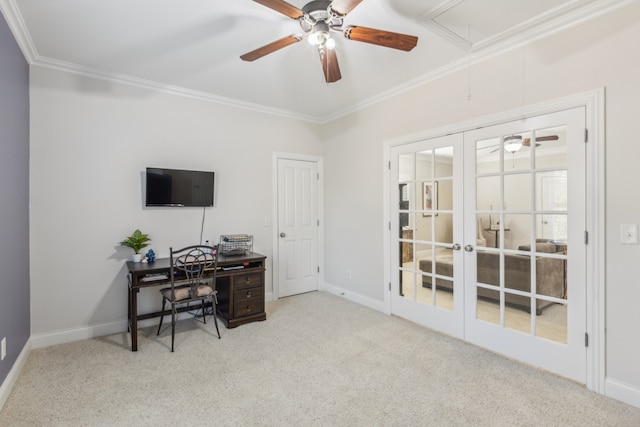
[{"left": 120, "top": 229, "right": 151, "bottom": 262}]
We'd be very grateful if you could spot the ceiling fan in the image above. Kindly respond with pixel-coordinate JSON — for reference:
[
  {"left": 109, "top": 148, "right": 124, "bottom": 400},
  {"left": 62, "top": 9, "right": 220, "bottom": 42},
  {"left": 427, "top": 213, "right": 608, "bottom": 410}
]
[
  {"left": 240, "top": 0, "right": 419, "bottom": 83},
  {"left": 488, "top": 135, "right": 560, "bottom": 154}
]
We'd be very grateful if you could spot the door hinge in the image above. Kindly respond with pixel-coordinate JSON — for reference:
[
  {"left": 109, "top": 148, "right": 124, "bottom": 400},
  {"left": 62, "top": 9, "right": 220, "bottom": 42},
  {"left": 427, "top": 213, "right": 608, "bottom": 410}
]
[
  {"left": 389, "top": 222, "right": 391, "bottom": 231},
  {"left": 585, "top": 332, "right": 589, "bottom": 347},
  {"left": 584, "top": 230, "right": 589, "bottom": 244},
  {"left": 389, "top": 282, "right": 391, "bottom": 291},
  {"left": 585, "top": 128, "right": 588, "bottom": 143},
  {"left": 317, "top": 219, "right": 320, "bottom": 226},
  {"left": 317, "top": 266, "right": 320, "bottom": 273},
  {"left": 317, "top": 172, "right": 320, "bottom": 180},
  {"left": 388, "top": 161, "right": 391, "bottom": 170}
]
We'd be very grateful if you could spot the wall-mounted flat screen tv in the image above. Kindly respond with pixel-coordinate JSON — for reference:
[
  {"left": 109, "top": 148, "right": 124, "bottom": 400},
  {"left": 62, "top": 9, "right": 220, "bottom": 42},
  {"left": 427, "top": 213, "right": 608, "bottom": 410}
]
[{"left": 146, "top": 167, "right": 214, "bottom": 207}]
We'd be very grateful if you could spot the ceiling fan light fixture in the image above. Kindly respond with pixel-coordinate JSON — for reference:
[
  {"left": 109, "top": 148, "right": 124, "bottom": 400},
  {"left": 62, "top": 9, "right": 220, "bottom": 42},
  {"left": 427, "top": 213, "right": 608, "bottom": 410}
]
[
  {"left": 308, "top": 20, "right": 333, "bottom": 47},
  {"left": 308, "top": 32, "right": 321, "bottom": 45},
  {"left": 325, "top": 37, "right": 336, "bottom": 49},
  {"left": 504, "top": 135, "right": 523, "bottom": 153}
]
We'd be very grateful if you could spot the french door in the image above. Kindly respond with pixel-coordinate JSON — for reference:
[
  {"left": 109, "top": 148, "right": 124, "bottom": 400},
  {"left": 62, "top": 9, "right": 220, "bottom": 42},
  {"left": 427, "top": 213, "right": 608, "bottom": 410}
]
[
  {"left": 390, "top": 108, "right": 587, "bottom": 382},
  {"left": 390, "top": 133, "right": 465, "bottom": 338}
]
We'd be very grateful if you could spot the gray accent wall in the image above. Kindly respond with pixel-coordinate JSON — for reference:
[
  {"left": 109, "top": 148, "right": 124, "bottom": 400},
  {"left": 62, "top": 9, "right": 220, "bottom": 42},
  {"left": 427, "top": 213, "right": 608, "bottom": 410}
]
[{"left": 0, "top": 12, "right": 30, "bottom": 386}]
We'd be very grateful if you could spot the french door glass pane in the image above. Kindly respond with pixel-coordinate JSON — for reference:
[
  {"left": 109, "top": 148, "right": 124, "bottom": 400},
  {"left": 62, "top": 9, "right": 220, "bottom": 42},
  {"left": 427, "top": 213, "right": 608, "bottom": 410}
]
[
  {"left": 476, "top": 176, "right": 500, "bottom": 211},
  {"left": 505, "top": 302, "right": 531, "bottom": 334},
  {"left": 438, "top": 179, "right": 453, "bottom": 210},
  {"left": 416, "top": 150, "right": 433, "bottom": 181},
  {"left": 476, "top": 138, "right": 500, "bottom": 174},
  {"left": 435, "top": 214, "right": 453, "bottom": 244},
  {"left": 504, "top": 173, "right": 531, "bottom": 211},
  {"left": 399, "top": 154, "right": 414, "bottom": 183},
  {"left": 504, "top": 213, "right": 532, "bottom": 250},
  {"left": 400, "top": 270, "right": 415, "bottom": 301},
  {"left": 477, "top": 288, "right": 500, "bottom": 325},
  {"left": 536, "top": 301, "right": 567, "bottom": 343}
]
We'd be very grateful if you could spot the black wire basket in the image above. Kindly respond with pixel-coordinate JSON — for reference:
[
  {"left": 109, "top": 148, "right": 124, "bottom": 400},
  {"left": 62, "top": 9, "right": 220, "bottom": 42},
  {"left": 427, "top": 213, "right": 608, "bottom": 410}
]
[{"left": 219, "top": 234, "right": 253, "bottom": 256}]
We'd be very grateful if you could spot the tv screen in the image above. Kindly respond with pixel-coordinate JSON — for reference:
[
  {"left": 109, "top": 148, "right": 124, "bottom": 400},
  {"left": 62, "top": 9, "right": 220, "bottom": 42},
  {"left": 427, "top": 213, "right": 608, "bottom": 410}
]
[{"left": 146, "top": 167, "right": 214, "bottom": 207}]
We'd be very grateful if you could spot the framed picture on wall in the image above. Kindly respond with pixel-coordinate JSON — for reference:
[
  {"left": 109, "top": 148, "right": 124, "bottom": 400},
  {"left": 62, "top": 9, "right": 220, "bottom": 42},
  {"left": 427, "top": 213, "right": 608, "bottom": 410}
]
[{"left": 423, "top": 182, "right": 438, "bottom": 216}]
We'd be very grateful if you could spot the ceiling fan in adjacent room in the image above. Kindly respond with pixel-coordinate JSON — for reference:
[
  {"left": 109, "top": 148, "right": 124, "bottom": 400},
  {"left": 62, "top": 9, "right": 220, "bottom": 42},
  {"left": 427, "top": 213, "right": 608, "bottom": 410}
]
[
  {"left": 240, "top": 0, "right": 419, "bottom": 83},
  {"left": 489, "top": 134, "right": 560, "bottom": 154}
]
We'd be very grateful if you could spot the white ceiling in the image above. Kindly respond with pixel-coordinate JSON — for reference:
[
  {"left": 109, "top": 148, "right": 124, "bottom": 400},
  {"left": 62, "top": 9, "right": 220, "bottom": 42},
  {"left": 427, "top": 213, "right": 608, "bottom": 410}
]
[{"left": 0, "top": 0, "right": 626, "bottom": 122}]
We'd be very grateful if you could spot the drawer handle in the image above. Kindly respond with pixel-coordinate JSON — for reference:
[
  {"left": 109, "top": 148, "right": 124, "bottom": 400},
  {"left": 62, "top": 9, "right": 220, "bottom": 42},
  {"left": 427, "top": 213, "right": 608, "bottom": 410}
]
[
  {"left": 246, "top": 291, "right": 252, "bottom": 298},
  {"left": 246, "top": 305, "right": 251, "bottom": 310},
  {"left": 245, "top": 277, "right": 251, "bottom": 283}
]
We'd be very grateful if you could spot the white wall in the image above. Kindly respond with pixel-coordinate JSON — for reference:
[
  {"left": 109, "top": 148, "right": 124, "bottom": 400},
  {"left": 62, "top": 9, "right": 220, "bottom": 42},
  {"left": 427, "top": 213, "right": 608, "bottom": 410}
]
[
  {"left": 29, "top": 67, "right": 323, "bottom": 339},
  {"left": 321, "top": 2, "right": 640, "bottom": 406}
]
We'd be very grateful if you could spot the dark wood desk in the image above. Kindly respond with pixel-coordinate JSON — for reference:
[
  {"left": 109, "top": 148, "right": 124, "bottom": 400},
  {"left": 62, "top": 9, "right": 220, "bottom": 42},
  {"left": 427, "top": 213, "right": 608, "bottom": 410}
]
[{"left": 126, "top": 252, "right": 267, "bottom": 351}]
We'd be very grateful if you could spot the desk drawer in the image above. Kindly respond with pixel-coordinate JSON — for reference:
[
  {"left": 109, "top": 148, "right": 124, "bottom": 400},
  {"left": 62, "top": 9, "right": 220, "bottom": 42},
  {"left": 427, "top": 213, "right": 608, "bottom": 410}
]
[
  {"left": 234, "top": 286, "right": 264, "bottom": 302},
  {"left": 233, "top": 297, "right": 264, "bottom": 318},
  {"left": 233, "top": 272, "right": 263, "bottom": 290}
]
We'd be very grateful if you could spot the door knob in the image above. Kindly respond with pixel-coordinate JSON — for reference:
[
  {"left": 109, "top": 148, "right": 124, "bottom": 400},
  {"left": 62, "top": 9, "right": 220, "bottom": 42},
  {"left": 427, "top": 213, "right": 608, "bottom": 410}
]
[
  {"left": 280, "top": 232, "right": 286, "bottom": 238},
  {"left": 464, "top": 244, "right": 474, "bottom": 252},
  {"left": 449, "top": 243, "right": 461, "bottom": 251}
]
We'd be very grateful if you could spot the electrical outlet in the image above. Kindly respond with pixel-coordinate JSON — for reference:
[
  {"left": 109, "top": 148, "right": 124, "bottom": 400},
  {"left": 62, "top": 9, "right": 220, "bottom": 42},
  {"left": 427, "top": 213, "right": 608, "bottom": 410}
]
[
  {"left": 346, "top": 269, "right": 352, "bottom": 279},
  {"left": 1, "top": 337, "right": 6, "bottom": 361}
]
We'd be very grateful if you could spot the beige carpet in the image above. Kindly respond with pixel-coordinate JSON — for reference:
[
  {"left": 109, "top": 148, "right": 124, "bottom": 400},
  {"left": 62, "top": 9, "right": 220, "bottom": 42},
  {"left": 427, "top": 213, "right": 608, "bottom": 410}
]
[{"left": 1, "top": 291, "right": 639, "bottom": 426}]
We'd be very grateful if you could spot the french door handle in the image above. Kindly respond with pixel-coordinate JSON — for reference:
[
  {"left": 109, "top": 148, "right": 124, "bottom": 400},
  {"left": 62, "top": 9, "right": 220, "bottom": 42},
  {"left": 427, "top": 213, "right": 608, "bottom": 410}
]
[
  {"left": 464, "top": 245, "right": 474, "bottom": 252},
  {"left": 280, "top": 232, "right": 286, "bottom": 238},
  {"left": 448, "top": 243, "right": 461, "bottom": 251}
]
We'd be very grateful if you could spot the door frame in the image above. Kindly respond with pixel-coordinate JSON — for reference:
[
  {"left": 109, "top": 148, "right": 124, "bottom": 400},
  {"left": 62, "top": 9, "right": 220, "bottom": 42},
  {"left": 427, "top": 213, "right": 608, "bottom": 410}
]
[
  {"left": 272, "top": 152, "right": 324, "bottom": 300},
  {"left": 383, "top": 89, "right": 605, "bottom": 393}
]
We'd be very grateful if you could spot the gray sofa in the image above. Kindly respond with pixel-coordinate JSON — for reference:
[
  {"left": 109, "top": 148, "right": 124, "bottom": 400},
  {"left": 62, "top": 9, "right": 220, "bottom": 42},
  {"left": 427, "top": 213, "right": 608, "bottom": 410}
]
[{"left": 419, "top": 242, "right": 565, "bottom": 314}]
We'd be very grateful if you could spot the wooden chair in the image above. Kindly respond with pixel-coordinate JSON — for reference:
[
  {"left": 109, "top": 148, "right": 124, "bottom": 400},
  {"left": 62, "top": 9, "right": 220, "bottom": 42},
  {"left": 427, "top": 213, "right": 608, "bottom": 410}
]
[{"left": 156, "top": 244, "right": 221, "bottom": 351}]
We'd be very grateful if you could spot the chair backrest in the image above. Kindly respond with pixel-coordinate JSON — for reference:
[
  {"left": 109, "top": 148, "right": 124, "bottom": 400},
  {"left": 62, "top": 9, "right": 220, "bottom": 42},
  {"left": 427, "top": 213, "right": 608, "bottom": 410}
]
[{"left": 169, "top": 245, "right": 218, "bottom": 298}]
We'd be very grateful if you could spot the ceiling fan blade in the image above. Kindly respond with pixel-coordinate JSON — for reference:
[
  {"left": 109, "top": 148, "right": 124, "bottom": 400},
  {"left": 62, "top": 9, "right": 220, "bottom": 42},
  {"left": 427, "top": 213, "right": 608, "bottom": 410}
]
[
  {"left": 330, "top": 0, "right": 364, "bottom": 16},
  {"left": 319, "top": 47, "right": 341, "bottom": 83},
  {"left": 535, "top": 135, "right": 559, "bottom": 142},
  {"left": 522, "top": 135, "right": 559, "bottom": 146},
  {"left": 344, "top": 26, "right": 418, "bottom": 51},
  {"left": 252, "top": 0, "right": 304, "bottom": 19},
  {"left": 240, "top": 35, "right": 302, "bottom": 62}
]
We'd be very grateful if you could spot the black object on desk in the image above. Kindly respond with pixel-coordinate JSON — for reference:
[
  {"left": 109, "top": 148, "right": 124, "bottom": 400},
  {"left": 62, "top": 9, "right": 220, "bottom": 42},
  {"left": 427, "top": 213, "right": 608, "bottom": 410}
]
[{"left": 127, "top": 252, "right": 267, "bottom": 351}]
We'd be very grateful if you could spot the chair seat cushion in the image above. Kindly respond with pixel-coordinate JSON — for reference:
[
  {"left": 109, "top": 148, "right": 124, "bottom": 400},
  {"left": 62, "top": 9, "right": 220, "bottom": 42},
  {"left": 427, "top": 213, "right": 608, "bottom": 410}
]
[{"left": 160, "top": 284, "right": 214, "bottom": 302}]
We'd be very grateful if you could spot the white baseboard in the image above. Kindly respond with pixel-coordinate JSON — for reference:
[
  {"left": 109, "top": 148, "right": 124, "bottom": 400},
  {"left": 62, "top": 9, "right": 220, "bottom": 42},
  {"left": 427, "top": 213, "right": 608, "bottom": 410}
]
[
  {"left": 29, "top": 299, "right": 275, "bottom": 350},
  {"left": 321, "top": 282, "right": 385, "bottom": 313},
  {"left": 0, "top": 338, "right": 31, "bottom": 413},
  {"left": 606, "top": 377, "right": 640, "bottom": 409},
  {"left": 30, "top": 321, "right": 128, "bottom": 349}
]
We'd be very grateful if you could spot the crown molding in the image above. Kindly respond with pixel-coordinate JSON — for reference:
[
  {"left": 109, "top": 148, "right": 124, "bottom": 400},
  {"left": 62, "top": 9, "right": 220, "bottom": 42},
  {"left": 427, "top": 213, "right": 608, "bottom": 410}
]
[
  {"left": 31, "top": 55, "right": 323, "bottom": 123},
  {"left": 0, "top": 0, "right": 37, "bottom": 62},
  {"left": 417, "top": 0, "right": 634, "bottom": 53},
  {"left": 1, "top": 0, "right": 632, "bottom": 125},
  {"left": 321, "top": 0, "right": 633, "bottom": 124}
]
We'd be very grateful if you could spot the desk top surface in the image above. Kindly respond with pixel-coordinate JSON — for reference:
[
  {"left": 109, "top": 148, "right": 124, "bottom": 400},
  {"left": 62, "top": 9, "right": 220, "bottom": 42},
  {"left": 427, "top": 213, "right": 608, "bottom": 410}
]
[{"left": 126, "top": 251, "right": 266, "bottom": 274}]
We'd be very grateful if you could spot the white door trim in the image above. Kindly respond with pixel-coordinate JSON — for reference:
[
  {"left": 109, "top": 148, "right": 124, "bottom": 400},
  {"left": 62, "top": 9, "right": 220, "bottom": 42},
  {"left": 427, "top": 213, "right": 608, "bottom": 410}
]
[
  {"left": 383, "top": 88, "right": 605, "bottom": 393},
  {"left": 272, "top": 152, "right": 324, "bottom": 300}
]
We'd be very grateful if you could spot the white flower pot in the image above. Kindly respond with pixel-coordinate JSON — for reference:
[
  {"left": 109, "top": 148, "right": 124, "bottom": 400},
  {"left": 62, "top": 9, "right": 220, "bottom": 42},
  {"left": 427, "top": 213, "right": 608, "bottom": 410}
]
[{"left": 132, "top": 253, "right": 143, "bottom": 263}]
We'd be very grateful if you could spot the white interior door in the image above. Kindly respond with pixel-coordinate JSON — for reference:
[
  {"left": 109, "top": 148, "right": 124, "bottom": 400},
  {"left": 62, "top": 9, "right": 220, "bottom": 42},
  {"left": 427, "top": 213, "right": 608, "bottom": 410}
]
[
  {"left": 390, "top": 133, "right": 465, "bottom": 338},
  {"left": 464, "top": 107, "right": 586, "bottom": 383},
  {"left": 277, "top": 158, "right": 319, "bottom": 298}
]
